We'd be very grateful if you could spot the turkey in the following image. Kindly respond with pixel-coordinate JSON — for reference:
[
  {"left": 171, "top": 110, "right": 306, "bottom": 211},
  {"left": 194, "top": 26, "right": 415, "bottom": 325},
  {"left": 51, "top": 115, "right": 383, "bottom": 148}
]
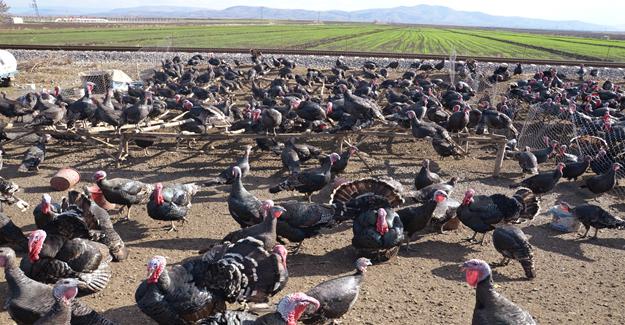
[
  {"left": 93, "top": 170, "right": 154, "bottom": 220},
  {"left": 69, "top": 190, "right": 128, "bottom": 261},
  {"left": 461, "top": 259, "right": 536, "bottom": 325},
  {"left": 21, "top": 229, "right": 112, "bottom": 294},
  {"left": 33, "top": 193, "right": 64, "bottom": 228},
  {"left": 457, "top": 188, "right": 540, "bottom": 244},
  {"left": 261, "top": 107, "right": 283, "bottom": 136},
  {"left": 410, "top": 177, "right": 458, "bottom": 203},
  {"left": 147, "top": 182, "right": 200, "bottom": 232},
  {"left": 34, "top": 278, "right": 79, "bottom": 325},
  {"left": 492, "top": 225, "right": 536, "bottom": 279},
  {"left": 223, "top": 203, "right": 286, "bottom": 250},
  {"left": 513, "top": 147, "right": 538, "bottom": 174},
  {"left": 301, "top": 258, "right": 372, "bottom": 324},
  {"left": 531, "top": 137, "right": 558, "bottom": 164},
  {"left": 228, "top": 166, "right": 265, "bottom": 228},
  {"left": 0, "top": 247, "right": 117, "bottom": 325},
  {"left": 135, "top": 255, "right": 227, "bottom": 324},
  {"left": 199, "top": 292, "right": 319, "bottom": 325},
  {"left": 0, "top": 176, "right": 29, "bottom": 211},
  {"left": 414, "top": 159, "right": 442, "bottom": 190},
  {"left": 406, "top": 110, "right": 450, "bottom": 140},
  {"left": 446, "top": 106, "right": 470, "bottom": 133},
  {"left": 580, "top": 162, "right": 621, "bottom": 195},
  {"left": 121, "top": 92, "right": 153, "bottom": 126},
  {"left": 397, "top": 190, "right": 448, "bottom": 242},
  {"left": 476, "top": 109, "right": 519, "bottom": 138},
  {"left": 18, "top": 134, "right": 49, "bottom": 173},
  {"left": 562, "top": 155, "right": 591, "bottom": 181},
  {"left": 203, "top": 145, "right": 252, "bottom": 186},
  {"left": 329, "top": 145, "right": 358, "bottom": 174},
  {"left": 274, "top": 200, "right": 343, "bottom": 252},
  {"left": 0, "top": 212, "right": 28, "bottom": 251},
  {"left": 331, "top": 178, "right": 405, "bottom": 262},
  {"left": 340, "top": 85, "right": 385, "bottom": 121},
  {"left": 66, "top": 82, "right": 97, "bottom": 128},
  {"left": 281, "top": 140, "right": 303, "bottom": 174},
  {"left": 559, "top": 202, "right": 625, "bottom": 239},
  {"left": 269, "top": 153, "right": 340, "bottom": 202},
  {"left": 510, "top": 163, "right": 564, "bottom": 194},
  {"left": 185, "top": 237, "right": 289, "bottom": 305}
]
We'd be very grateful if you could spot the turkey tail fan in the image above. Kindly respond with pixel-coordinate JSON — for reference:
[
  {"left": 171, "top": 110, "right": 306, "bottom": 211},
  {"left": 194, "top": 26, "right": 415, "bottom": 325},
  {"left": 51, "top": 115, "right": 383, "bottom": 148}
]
[
  {"left": 331, "top": 177, "right": 404, "bottom": 207},
  {"left": 203, "top": 177, "right": 227, "bottom": 187},
  {"left": 78, "top": 262, "right": 112, "bottom": 294},
  {"left": 513, "top": 187, "right": 540, "bottom": 220},
  {"left": 519, "top": 258, "right": 536, "bottom": 279}
]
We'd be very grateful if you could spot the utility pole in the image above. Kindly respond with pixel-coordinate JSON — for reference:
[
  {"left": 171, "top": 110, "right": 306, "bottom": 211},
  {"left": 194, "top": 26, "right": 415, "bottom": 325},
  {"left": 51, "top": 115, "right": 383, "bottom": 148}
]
[{"left": 31, "top": 0, "right": 40, "bottom": 17}]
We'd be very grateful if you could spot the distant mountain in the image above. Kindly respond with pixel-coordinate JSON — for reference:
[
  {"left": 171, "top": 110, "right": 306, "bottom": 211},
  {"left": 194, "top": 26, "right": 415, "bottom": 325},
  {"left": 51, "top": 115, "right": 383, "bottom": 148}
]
[{"left": 10, "top": 4, "right": 617, "bottom": 32}]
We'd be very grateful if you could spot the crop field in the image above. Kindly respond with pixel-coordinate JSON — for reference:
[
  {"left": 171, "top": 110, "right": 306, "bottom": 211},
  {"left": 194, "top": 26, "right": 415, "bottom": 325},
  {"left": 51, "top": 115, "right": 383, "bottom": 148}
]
[{"left": 2, "top": 22, "right": 625, "bottom": 61}]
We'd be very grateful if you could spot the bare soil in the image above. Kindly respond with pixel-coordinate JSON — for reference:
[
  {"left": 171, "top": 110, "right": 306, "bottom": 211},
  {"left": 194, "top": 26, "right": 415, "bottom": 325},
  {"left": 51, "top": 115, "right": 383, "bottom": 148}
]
[{"left": 0, "top": 61, "right": 624, "bottom": 325}]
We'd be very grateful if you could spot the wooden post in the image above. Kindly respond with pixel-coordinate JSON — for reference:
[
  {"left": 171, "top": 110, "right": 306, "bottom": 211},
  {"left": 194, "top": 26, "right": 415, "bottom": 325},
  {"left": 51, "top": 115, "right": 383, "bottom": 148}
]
[{"left": 493, "top": 141, "right": 506, "bottom": 177}]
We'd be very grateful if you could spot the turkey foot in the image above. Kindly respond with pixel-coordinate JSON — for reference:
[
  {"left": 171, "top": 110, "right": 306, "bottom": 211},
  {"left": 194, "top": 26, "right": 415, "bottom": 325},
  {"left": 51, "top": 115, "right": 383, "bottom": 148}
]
[{"left": 491, "top": 257, "right": 511, "bottom": 267}]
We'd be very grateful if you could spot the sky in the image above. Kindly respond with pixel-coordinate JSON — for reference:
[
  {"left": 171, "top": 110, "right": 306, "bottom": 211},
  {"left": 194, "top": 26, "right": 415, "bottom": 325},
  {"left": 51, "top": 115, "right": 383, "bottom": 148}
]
[{"left": 7, "top": 0, "right": 622, "bottom": 27}]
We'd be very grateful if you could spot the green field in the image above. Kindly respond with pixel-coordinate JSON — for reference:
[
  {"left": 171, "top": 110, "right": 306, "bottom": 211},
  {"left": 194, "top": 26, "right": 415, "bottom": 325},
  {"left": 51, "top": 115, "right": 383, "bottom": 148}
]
[{"left": 2, "top": 23, "right": 624, "bottom": 61}]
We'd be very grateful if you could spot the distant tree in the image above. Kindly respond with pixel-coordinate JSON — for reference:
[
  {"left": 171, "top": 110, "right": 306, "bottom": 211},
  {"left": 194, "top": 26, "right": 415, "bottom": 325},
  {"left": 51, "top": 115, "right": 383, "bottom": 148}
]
[{"left": 0, "top": 1, "right": 9, "bottom": 21}]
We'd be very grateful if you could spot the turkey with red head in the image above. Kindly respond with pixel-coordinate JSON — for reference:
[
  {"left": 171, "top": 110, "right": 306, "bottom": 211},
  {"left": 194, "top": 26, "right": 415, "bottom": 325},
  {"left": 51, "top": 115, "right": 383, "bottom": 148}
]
[
  {"left": 462, "top": 259, "right": 536, "bottom": 325},
  {"left": 397, "top": 190, "right": 449, "bottom": 242},
  {"left": 0, "top": 247, "right": 117, "bottom": 325},
  {"left": 20, "top": 229, "right": 112, "bottom": 294},
  {"left": 457, "top": 188, "right": 540, "bottom": 244},
  {"left": 331, "top": 178, "right": 405, "bottom": 262},
  {"left": 199, "top": 292, "right": 320, "bottom": 325},
  {"left": 147, "top": 182, "right": 200, "bottom": 232},
  {"left": 135, "top": 255, "right": 227, "bottom": 325},
  {"left": 66, "top": 82, "right": 97, "bottom": 128},
  {"left": 34, "top": 278, "right": 79, "bottom": 325},
  {"left": 580, "top": 162, "right": 621, "bottom": 195}
]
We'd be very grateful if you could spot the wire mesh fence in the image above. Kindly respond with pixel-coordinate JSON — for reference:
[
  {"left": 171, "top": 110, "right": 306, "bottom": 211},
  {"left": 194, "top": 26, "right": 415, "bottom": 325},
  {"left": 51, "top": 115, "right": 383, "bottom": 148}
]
[{"left": 518, "top": 103, "right": 625, "bottom": 197}]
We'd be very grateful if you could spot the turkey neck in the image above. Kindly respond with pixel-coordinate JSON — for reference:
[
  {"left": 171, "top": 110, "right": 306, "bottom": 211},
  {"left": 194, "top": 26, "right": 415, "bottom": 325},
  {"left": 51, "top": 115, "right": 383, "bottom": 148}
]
[
  {"left": 475, "top": 274, "right": 498, "bottom": 309},
  {"left": 4, "top": 254, "right": 33, "bottom": 295},
  {"left": 232, "top": 174, "right": 245, "bottom": 194},
  {"left": 155, "top": 268, "right": 173, "bottom": 293}
]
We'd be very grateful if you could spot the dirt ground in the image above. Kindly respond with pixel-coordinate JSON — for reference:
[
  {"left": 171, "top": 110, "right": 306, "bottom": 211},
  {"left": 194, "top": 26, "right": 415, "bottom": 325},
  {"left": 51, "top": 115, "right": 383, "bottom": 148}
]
[
  {"left": 0, "top": 132, "right": 623, "bottom": 325},
  {"left": 1, "top": 60, "right": 625, "bottom": 325}
]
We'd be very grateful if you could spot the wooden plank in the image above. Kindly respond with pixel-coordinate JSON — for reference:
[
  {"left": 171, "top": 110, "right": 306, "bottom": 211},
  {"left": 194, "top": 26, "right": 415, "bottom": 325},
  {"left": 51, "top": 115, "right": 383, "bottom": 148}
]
[{"left": 493, "top": 142, "right": 506, "bottom": 177}]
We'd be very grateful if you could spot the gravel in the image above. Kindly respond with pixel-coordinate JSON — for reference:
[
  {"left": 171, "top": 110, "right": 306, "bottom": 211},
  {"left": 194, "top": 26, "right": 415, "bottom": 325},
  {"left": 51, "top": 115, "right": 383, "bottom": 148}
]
[{"left": 6, "top": 49, "right": 625, "bottom": 80}]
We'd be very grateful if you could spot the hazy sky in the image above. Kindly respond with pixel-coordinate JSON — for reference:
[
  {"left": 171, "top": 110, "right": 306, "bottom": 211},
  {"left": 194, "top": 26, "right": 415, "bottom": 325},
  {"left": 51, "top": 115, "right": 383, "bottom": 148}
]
[{"left": 9, "top": 0, "right": 621, "bottom": 26}]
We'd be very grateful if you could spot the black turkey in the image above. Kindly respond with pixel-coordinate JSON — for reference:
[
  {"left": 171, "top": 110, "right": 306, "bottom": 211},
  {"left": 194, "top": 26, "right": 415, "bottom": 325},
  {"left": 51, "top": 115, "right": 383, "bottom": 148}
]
[
  {"left": 457, "top": 188, "right": 540, "bottom": 244},
  {"left": 462, "top": 259, "right": 536, "bottom": 325},
  {"left": 203, "top": 145, "right": 252, "bottom": 186},
  {"left": 301, "top": 258, "right": 372, "bottom": 324},
  {"left": 331, "top": 178, "right": 405, "bottom": 262},
  {"left": 228, "top": 166, "right": 265, "bottom": 228},
  {"left": 147, "top": 182, "right": 200, "bottom": 232},
  {"left": 559, "top": 202, "right": 625, "bottom": 238},
  {"left": 492, "top": 225, "right": 536, "bottom": 279},
  {"left": 93, "top": 170, "right": 154, "bottom": 220},
  {"left": 269, "top": 153, "right": 340, "bottom": 202},
  {"left": 0, "top": 247, "right": 117, "bottom": 325}
]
